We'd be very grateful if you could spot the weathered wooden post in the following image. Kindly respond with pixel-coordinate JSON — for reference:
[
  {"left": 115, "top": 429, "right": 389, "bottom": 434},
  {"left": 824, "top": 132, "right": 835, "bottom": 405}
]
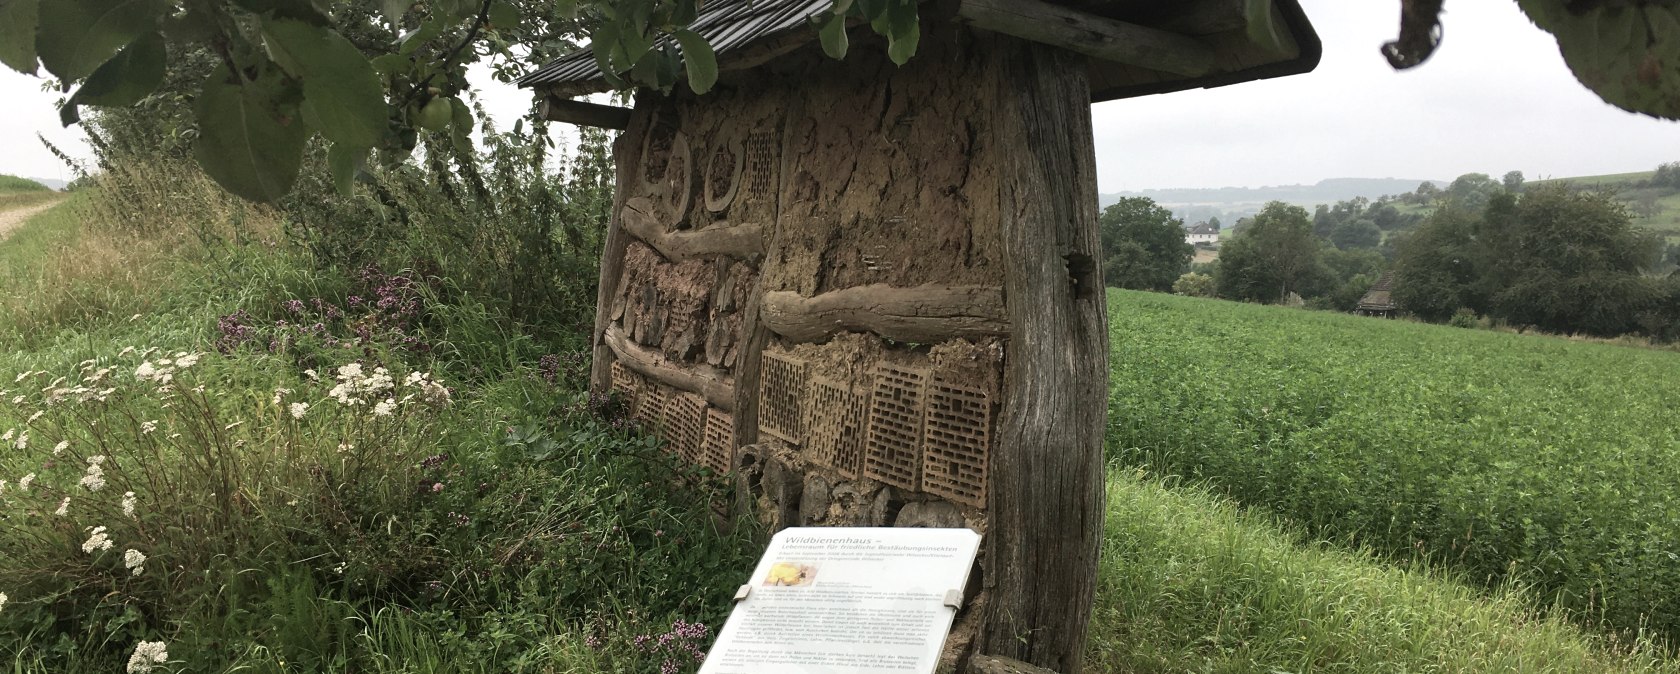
[{"left": 520, "top": 3, "right": 1318, "bottom": 671}]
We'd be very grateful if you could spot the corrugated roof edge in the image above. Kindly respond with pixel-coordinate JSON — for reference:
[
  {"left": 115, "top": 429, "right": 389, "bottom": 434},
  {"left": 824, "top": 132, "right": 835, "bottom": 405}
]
[
  {"left": 1089, "top": 0, "right": 1320, "bottom": 103},
  {"left": 518, "top": 0, "right": 1321, "bottom": 103}
]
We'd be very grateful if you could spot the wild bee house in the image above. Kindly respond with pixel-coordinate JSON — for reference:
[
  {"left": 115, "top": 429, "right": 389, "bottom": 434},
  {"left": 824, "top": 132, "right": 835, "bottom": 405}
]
[{"left": 520, "top": 2, "right": 1319, "bottom": 671}]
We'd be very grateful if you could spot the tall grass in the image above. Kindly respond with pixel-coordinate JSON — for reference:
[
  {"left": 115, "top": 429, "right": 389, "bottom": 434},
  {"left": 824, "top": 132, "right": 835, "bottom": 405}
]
[
  {"left": 1106, "top": 288, "right": 1680, "bottom": 642},
  {"left": 1089, "top": 469, "right": 1679, "bottom": 673},
  {"left": 0, "top": 175, "right": 49, "bottom": 193}
]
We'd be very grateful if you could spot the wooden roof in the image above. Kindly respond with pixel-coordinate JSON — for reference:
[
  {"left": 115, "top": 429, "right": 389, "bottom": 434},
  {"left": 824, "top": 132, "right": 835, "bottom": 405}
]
[
  {"left": 518, "top": 0, "right": 1320, "bottom": 104},
  {"left": 1357, "top": 271, "right": 1398, "bottom": 311}
]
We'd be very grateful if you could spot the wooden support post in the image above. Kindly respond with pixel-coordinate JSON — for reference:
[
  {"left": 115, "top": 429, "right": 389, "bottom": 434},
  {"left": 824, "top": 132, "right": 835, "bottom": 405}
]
[
  {"left": 977, "top": 36, "right": 1108, "bottom": 674},
  {"left": 957, "top": 0, "right": 1215, "bottom": 77},
  {"left": 587, "top": 104, "right": 651, "bottom": 399}
]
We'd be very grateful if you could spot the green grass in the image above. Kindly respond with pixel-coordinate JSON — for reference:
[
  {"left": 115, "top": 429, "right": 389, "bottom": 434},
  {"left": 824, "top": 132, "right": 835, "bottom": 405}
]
[
  {"left": 1106, "top": 288, "right": 1680, "bottom": 641},
  {"left": 1089, "top": 469, "right": 1678, "bottom": 673},
  {"left": 5, "top": 184, "right": 1676, "bottom": 673},
  {"left": 0, "top": 190, "right": 752, "bottom": 674},
  {"left": 0, "top": 175, "right": 49, "bottom": 193}
]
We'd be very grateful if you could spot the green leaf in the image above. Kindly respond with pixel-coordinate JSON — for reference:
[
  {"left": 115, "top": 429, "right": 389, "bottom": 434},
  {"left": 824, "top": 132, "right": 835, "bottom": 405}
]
[
  {"left": 0, "top": 0, "right": 39, "bottom": 74},
  {"left": 263, "top": 19, "right": 387, "bottom": 148},
  {"left": 817, "top": 13, "right": 848, "bottom": 60},
  {"left": 1518, "top": 2, "right": 1680, "bottom": 120},
  {"left": 231, "top": 0, "right": 328, "bottom": 23},
  {"left": 486, "top": 0, "right": 519, "bottom": 31},
  {"left": 672, "top": 29, "right": 716, "bottom": 94},
  {"left": 448, "top": 96, "right": 474, "bottom": 156},
  {"left": 398, "top": 19, "right": 443, "bottom": 55},
  {"left": 370, "top": 53, "right": 407, "bottom": 76},
  {"left": 37, "top": 0, "right": 164, "bottom": 81},
  {"left": 192, "top": 67, "right": 309, "bottom": 203},
  {"left": 63, "top": 30, "right": 165, "bottom": 125},
  {"left": 885, "top": 0, "right": 919, "bottom": 65},
  {"left": 328, "top": 142, "right": 367, "bottom": 196},
  {"left": 379, "top": 0, "right": 411, "bottom": 26}
]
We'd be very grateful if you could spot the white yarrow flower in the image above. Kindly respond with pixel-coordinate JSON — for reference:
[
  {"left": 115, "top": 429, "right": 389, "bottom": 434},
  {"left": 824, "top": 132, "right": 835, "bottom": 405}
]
[
  {"left": 0, "top": 429, "right": 12, "bottom": 442},
  {"left": 140, "top": 420, "right": 158, "bottom": 434},
  {"left": 26, "top": 410, "right": 43, "bottom": 423},
  {"left": 13, "top": 431, "right": 25, "bottom": 450},
  {"left": 53, "top": 440, "right": 68, "bottom": 455},
  {"left": 373, "top": 398, "right": 396, "bottom": 417},
  {"left": 0, "top": 592, "right": 7, "bottom": 613},
  {"left": 290, "top": 402, "right": 309, "bottom": 419},
  {"left": 271, "top": 388, "right": 292, "bottom": 406},
  {"left": 126, "top": 640, "right": 168, "bottom": 674},
  {"left": 175, "top": 353, "right": 200, "bottom": 369},
  {"left": 17, "top": 473, "right": 34, "bottom": 491},
  {"left": 134, "top": 362, "right": 157, "bottom": 380},
  {"left": 54, "top": 497, "right": 70, "bottom": 516},
  {"left": 122, "top": 491, "right": 137, "bottom": 518},
  {"left": 82, "top": 526, "right": 114, "bottom": 553},
  {"left": 123, "top": 549, "right": 147, "bottom": 576}
]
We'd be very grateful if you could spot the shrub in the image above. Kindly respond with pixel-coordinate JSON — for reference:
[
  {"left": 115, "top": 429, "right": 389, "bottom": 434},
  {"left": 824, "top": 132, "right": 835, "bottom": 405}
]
[{"left": 1172, "top": 272, "right": 1215, "bottom": 298}]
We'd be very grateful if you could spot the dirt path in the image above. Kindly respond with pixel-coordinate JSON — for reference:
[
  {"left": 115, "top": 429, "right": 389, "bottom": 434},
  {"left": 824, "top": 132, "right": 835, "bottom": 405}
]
[{"left": 0, "top": 197, "right": 67, "bottom": 241}]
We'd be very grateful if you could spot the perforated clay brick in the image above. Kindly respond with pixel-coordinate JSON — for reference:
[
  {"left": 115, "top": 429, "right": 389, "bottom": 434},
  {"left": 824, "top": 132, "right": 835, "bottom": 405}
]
[
  {"left": 805, "top": 377, "right": 869, "bottom": 479},
  {"left": 758, "top": 352, "right": 808, "bottom": 444},
  {"left": 702, "top": 408, "right": 736, "bottom": 475},
  {"left": 864, "top": 365, "right": 928, "bottom": 490},
  {"left": 744, "top": 130, "right": 777, "bottom": 200},
  {"left": 662, "top": 393, "right": 707, "bottom": 463},
  {"left": 610, "top": 361, "right": 641, "bottom": 407},
  {"left": 921, "top": 376, "right": 993, "bottom": 507},
  {"left": 637, "top": 383, "right": 670, "bottom": 429}
]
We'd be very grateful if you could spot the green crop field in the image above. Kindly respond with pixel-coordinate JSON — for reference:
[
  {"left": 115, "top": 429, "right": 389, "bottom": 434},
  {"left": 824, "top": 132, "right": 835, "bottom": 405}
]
[{"left": 1105, "top": 289, "right": 1680, "bottom": 641}]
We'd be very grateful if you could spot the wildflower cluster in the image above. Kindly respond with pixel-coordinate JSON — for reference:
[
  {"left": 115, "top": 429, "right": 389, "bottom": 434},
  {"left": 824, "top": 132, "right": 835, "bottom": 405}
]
[
  {"left": 216, "top": 264, "right": 436, "bottom": 355},
  {"left": 631, "top": 619, "right": 711, "bottom": 674}
]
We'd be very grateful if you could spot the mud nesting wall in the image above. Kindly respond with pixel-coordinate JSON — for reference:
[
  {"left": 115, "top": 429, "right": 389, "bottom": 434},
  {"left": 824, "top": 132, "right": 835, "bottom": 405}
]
[{"left": 594, "top": 25, "right": 1019, "bottom": 667}]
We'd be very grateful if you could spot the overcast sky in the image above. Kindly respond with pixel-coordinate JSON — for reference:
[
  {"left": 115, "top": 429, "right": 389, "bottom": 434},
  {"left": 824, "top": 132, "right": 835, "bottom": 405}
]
[{"left": 4, "top": 1, "right": 1680, "bottom": 191}]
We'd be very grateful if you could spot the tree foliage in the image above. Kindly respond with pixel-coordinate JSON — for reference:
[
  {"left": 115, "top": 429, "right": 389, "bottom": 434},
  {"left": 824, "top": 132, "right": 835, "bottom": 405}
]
[
  {"left": 1215, "top": 201, "right": 1323, "bottom": 303},
  {"left": 1098, "top": 197, "right": 1193, "bottom": 292},
  {"left": 1392, "top": 185, "right": 1665, "bottom": 336}
]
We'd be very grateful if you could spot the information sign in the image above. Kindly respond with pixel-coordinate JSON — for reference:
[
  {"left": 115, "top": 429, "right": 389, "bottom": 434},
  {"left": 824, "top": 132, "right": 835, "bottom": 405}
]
[{"left": 699, "top": 527, "right": 983, "bottom": 674}]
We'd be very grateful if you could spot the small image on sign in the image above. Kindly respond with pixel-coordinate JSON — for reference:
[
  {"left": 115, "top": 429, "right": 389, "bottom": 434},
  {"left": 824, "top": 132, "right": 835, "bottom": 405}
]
[{"left": 761, "top": 561, "right": 818, "bottom": 587}]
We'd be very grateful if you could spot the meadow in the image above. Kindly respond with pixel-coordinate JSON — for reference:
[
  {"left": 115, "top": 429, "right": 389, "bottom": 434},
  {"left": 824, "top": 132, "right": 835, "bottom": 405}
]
[
  {"left": 1, "top": 178, "right": 1676, "bottom": 672},
  {"left": 1106, "top": 289, "right": 1680, "bottom": 642}
]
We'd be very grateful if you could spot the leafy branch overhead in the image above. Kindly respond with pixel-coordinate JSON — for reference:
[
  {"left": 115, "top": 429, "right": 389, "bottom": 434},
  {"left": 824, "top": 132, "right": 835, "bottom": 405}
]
[
  {"left": 1, "top": 0, "right": 1675, "bottom": 203},
  {"left": 1387, "top": 0, "right": 1680, "bottom": 120}
]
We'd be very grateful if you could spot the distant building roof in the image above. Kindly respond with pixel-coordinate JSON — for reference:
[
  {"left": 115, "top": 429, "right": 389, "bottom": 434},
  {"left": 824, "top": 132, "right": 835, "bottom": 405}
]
[
  {"left": 1187, "top": 222, "right": 1219, "bottom": 236},
  {"left": 519, "top": 0, "right": 1322, "bottom": 104},
  {"left": 1357, "top": 271, "right": 1397, "bottom": 312}
]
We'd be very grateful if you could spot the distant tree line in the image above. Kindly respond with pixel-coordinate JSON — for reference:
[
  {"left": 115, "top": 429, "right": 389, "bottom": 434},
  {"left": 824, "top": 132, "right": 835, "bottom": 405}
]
[{"left": 1099, "top": 161, "right": 1680, "bottom": 342}]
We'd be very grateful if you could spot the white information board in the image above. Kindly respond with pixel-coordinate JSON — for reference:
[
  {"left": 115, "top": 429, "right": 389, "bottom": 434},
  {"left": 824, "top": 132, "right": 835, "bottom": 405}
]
[{"left": 699, "top": 527, "right": 982, "bottom": 674}]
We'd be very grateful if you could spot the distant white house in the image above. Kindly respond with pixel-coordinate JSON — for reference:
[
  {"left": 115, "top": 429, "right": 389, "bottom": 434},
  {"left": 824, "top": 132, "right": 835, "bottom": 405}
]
[{"left": 1184, "top": 222, "right": 1219, "bottom": 246}]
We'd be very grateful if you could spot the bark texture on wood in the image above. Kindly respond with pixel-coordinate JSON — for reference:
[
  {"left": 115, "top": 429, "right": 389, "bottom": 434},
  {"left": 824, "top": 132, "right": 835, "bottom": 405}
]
[
  {"left": 604, "top": 325, "right": 737, "bottom": 411},
  {"left": 540, "top": 96, "right": 632, "bottom": 129},
  {"left": 969, "top": 655, "right": 1063, "bottom": 674},
  {"left": 621, "top": 196, "right": 765, "bottom": 261},
  {"left": 978, "top": 37, "right": 1108, "bottom": 674},
  {"left": 760, "top": 284, "right": 1008, "bottom": 344}
]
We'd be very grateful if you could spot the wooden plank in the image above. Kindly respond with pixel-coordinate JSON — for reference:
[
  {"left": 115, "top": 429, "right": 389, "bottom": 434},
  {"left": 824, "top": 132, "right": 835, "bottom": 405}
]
[
  {"left": 603, "top": 325, "right": 737, "bottom": 411},
  {"left": 539, "top": 96, "right": 633, "bottom": 130},
  {"left": 588, "top": 102, "right": 654, "bottom": 399},
  {"left": 956, "top": 0, "right": 1215, "bottom": 77},
  {"left": 760, "top": 284, "right": 1008, "bottom": 344}
]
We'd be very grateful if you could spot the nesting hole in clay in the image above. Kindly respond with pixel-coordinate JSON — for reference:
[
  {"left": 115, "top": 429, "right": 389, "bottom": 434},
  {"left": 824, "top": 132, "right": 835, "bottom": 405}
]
[
  {"left": 704, "top": 138, "right": 744, "bottom": 213},
  {"left": 637, "top": 383, "right": 671, "bottom": 429},
  {"left": 921, "top": 376, "right": 992, "bottom": 507},
  {"left": 864, "top": 364, "right": 928, "bottom": 491},
  {"left": 610, "top": 361, "right": 642, "bottom": 409}
]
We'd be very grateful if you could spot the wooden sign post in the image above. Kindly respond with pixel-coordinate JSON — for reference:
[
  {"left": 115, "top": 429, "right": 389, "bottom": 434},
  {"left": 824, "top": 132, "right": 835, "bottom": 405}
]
[{"left": 520, "top": 3, "right": 1320, "bottom": 671}]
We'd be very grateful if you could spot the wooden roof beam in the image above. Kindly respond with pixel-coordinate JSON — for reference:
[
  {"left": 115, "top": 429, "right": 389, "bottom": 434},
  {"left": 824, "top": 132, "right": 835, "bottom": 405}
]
[
  {"left": 956, "top": 0, "right": 1216, "bottom": 77},
  {"left": 539, "top": 96, "right": 632, "bottom": 130}
]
